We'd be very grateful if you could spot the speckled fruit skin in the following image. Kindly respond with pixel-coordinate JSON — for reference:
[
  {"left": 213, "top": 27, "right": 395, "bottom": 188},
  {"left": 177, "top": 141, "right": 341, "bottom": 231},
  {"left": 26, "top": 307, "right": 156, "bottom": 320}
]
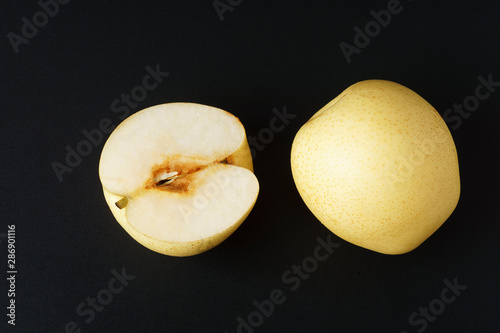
[
  {"left": 102, "top": 184, "right": 255, "bottom": 257},
  {"left": 290, "top": 80, "right": 460, "bottom": 254}
]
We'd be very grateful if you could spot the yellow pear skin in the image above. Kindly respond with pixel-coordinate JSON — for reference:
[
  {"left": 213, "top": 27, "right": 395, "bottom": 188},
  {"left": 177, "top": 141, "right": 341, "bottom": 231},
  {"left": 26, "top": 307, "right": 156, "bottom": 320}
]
[{"left": 291, "top": 80, "right": 460, "bottom": 254}]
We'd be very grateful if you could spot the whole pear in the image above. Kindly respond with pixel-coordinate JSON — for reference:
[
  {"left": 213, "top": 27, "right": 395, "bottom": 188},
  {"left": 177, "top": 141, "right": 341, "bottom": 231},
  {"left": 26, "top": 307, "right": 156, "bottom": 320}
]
[{"left": 290, "top": 80, "right": 460, "bottom": 254}]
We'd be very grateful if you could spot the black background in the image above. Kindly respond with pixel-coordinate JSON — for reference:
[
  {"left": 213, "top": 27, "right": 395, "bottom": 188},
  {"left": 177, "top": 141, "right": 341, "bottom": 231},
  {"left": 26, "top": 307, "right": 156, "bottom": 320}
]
[{"left": 1, "top": 0, "right": 499, "bottom": 332}]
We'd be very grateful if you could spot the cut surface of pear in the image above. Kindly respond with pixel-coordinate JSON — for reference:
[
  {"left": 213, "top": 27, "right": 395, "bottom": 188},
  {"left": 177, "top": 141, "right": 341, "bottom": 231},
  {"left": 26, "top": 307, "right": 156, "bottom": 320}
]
[
  {"left": 291, "top": 80, "right": 460, "bottom": 255},
  {"left": 99, "top": 103, "right": 259, "bottom": 256}
]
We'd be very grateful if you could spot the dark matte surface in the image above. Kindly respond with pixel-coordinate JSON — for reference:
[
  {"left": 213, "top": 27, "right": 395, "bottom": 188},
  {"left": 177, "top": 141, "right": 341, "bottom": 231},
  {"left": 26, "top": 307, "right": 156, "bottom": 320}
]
[{"left": 1, "top": 1, "right": 499, "bottom": 332}]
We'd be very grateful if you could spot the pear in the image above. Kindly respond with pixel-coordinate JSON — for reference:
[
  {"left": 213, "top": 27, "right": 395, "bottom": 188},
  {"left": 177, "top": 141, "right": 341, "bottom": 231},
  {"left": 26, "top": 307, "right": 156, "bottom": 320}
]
[
  {"left": 291, "top": 80, "right": 460, "bottom": 254},
  {"left": 99, "top": 103, "right": 259, "bottom": 256}
]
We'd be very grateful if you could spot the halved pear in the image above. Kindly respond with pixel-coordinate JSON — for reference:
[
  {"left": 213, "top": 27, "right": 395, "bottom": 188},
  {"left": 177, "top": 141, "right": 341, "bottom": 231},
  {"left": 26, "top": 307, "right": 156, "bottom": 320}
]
[{"left": 99, "top": 103, "right": 259, "bottom": 256}]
